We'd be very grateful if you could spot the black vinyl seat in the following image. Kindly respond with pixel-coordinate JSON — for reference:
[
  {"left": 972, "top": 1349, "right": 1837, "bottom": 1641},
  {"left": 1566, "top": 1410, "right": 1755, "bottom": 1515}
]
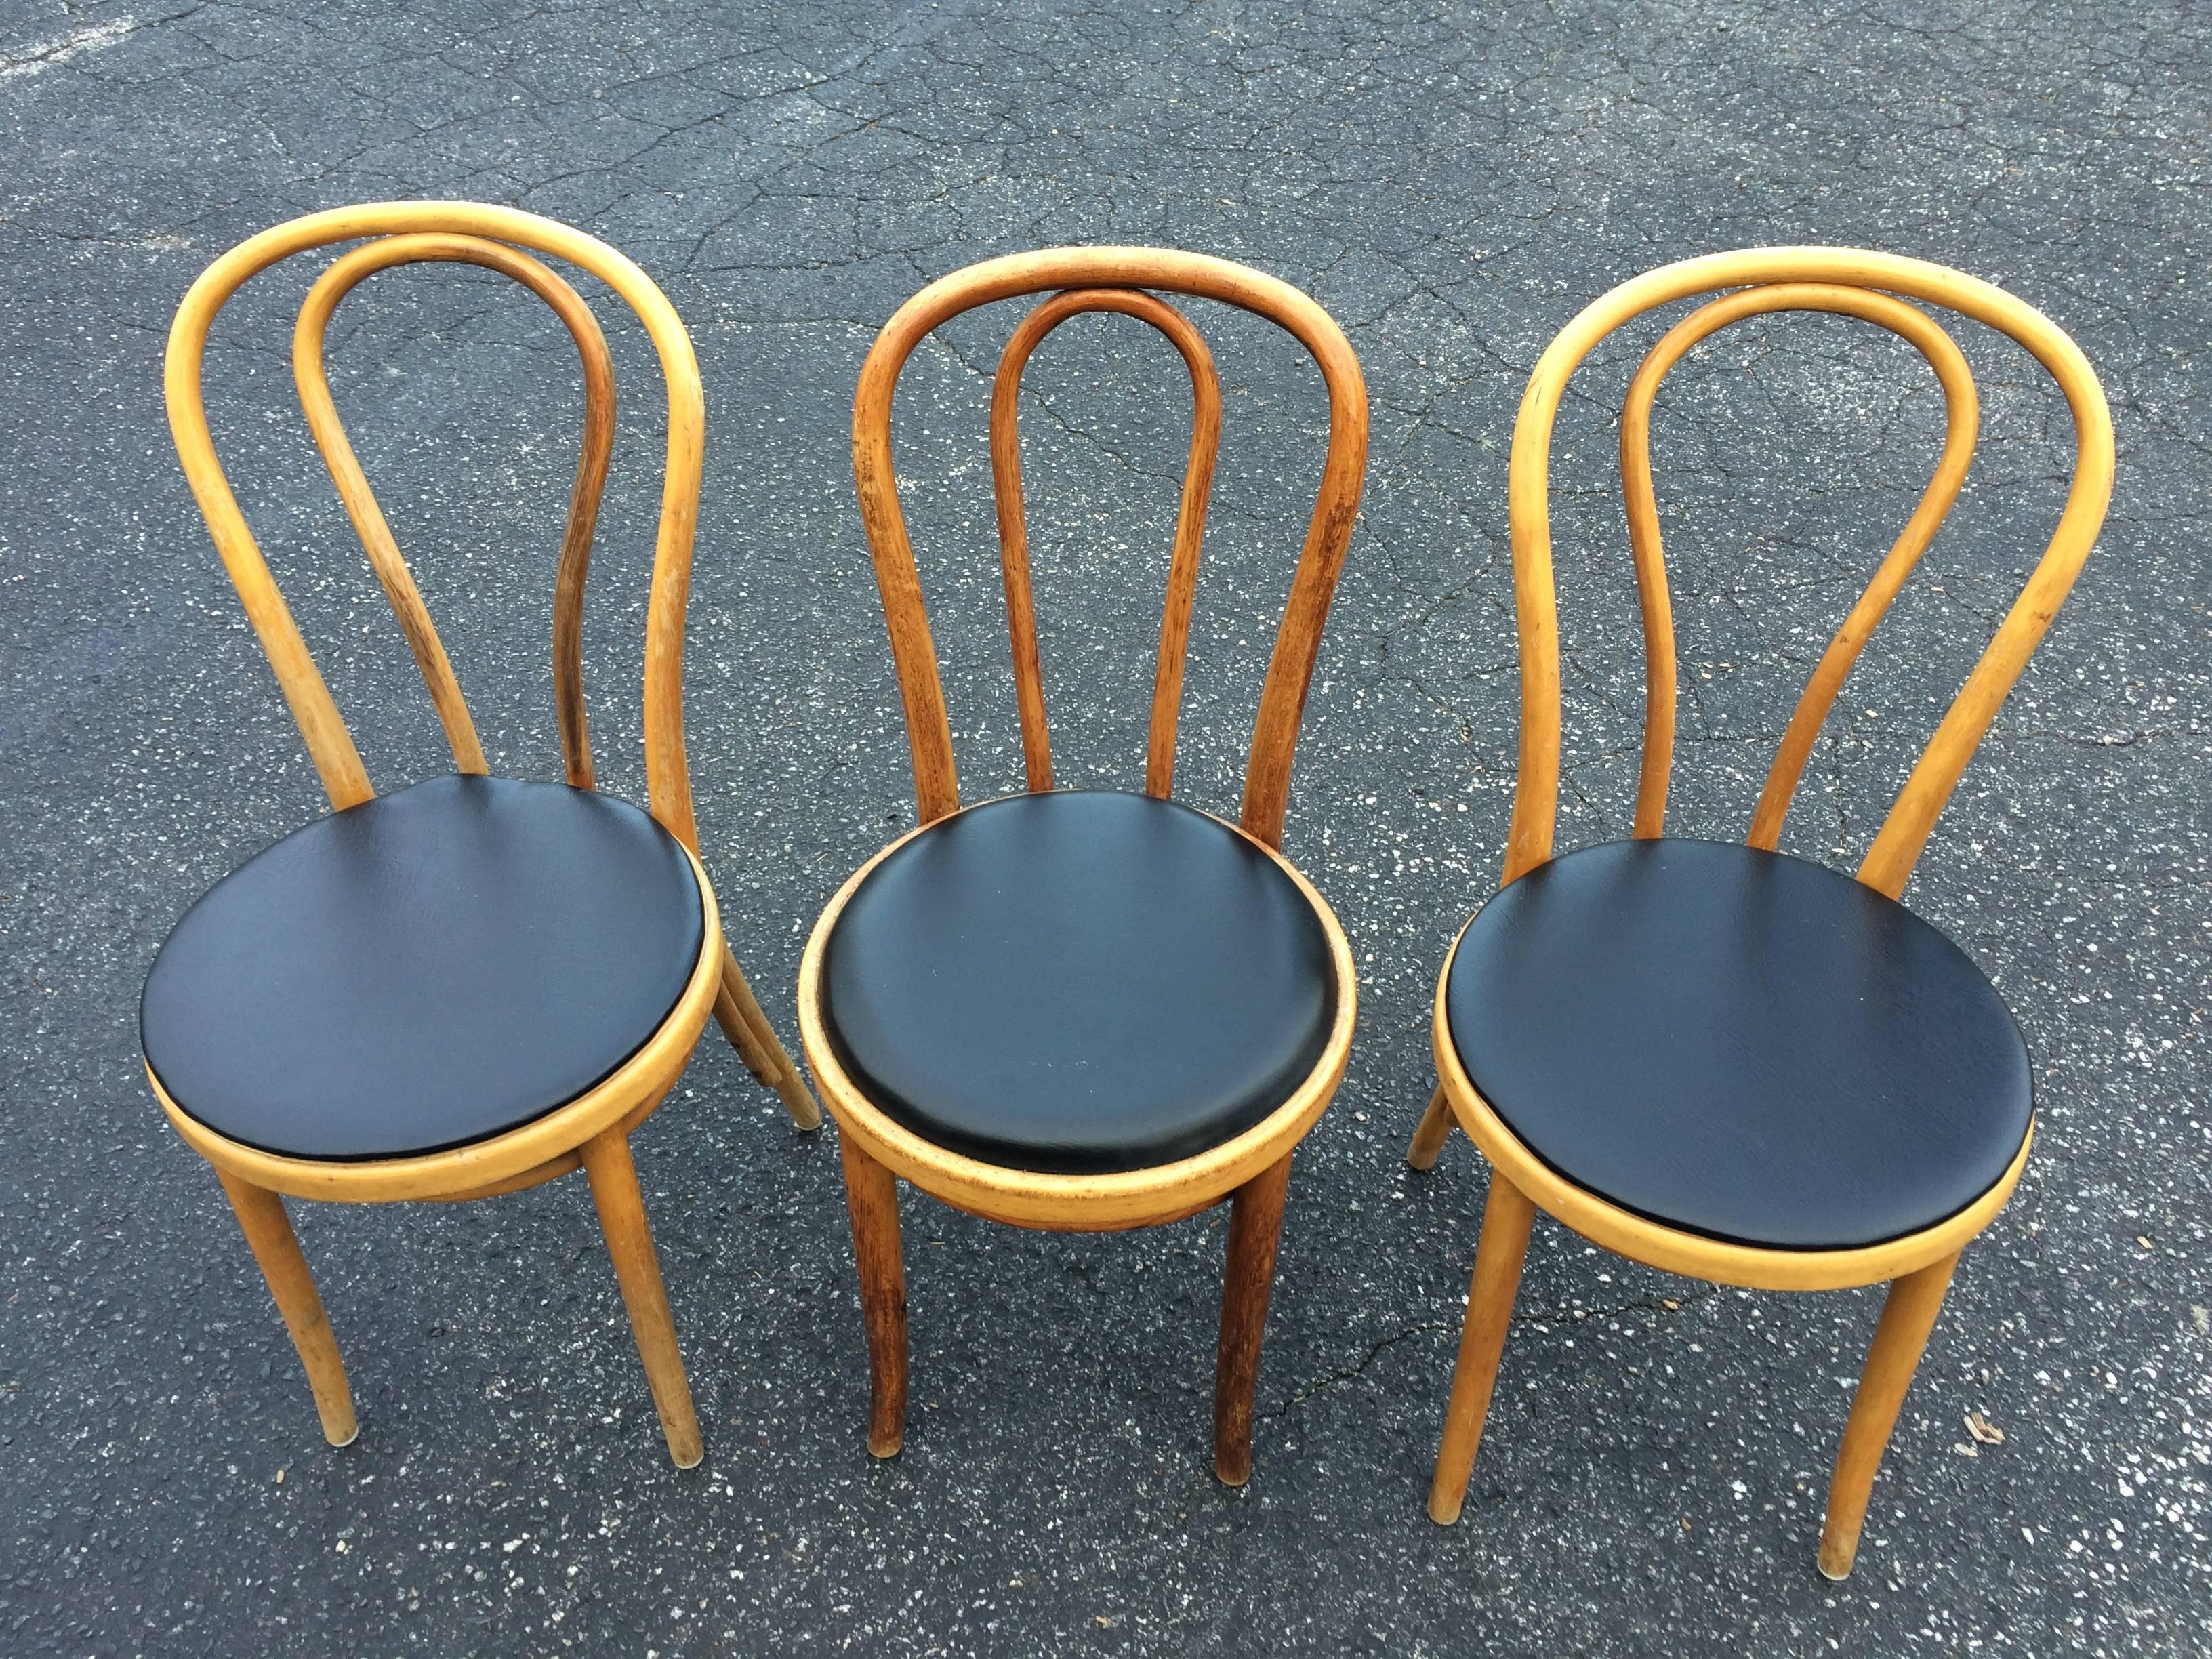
[
  {"left": 141, "top": 774, "right": 705, "bottom": 1162},
  {"left": 1443, "top": 838, "right": 2032, "bottom": 1252},
  {"left": 819, "top": 790, "right": 1338, "bottom": 1176}
]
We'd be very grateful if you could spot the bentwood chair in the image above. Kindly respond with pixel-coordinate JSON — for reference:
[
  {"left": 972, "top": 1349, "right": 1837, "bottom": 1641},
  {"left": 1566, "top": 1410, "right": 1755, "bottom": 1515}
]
[
  {"left": 144, "top": 203, "right": 823, "bottom": 1467},
  {"left": 796, "top": 249, "right": 1366, "bottom": 1483},
  {"left": 1406, "top": 249, "right": 2114, "bottom": 1576}
]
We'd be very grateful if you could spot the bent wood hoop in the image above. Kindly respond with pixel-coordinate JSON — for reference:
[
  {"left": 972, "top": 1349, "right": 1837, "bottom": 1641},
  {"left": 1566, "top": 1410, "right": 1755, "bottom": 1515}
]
[
  {"left": 990, "top": 287, "right": 1223, "bottom": 798},
  {"left": 292, "top": 232, "right": 617, "bottom": 787},
  {"left": 1499, "top": 245, "right": 2116, "bottom": 895},
  {"left": 851, "top": 245, "right": 1369, "bottom": 848},
  {"left": 165, "top": 201, "right": 708, "bottom": 848},
  {"left": 1620, "top": 283, "right": 1982, "bottom": 847}
]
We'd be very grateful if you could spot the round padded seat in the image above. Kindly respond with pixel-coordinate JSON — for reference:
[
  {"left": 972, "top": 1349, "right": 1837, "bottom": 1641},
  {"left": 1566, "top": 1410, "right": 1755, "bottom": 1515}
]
[
  {"left": 141, "top": 774, "right": 705, "bottom": 1161},
  {"left": 819, "top": 790, "right": 1339, "bottom": 1175},
  {"left": 1443, "top": 838, "right": 2032, "bottom": 1251}
]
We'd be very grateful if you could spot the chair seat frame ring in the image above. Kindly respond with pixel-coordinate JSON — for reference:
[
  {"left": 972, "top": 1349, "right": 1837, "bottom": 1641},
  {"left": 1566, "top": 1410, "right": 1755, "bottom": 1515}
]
[
  {"left": 1430, "top": 919, "right": 2033, "bottom": 1293},
  {"left": 798, "top": 798, "right": 1358, "bottom": 1233},
  {"left": 153, "top": 841, "right": 725, "bottom": 1206}
]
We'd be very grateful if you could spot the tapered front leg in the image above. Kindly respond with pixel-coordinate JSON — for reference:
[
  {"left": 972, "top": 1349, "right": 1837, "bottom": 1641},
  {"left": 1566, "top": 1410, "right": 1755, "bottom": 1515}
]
[
  {"left": 1406, "top": 1084, "right": 1455, "bottom": 1170},
  {"left": 1427, "top": 1172, "right": 1536, "bottom": 1523},
  {"left": 216, "top": 1170, "right": 358, "bottom": 1447},
  {"left": 581, "top": 1128, "right": 703, "bottom": 1468},
  {"left": 1818, "top": 1251, "right": 1959, "bottom": 1580},
  {"left": 715, "top": 947, "right": 823, "bottom": 1130},
  {"left": 838, "top": 1134, "right": 908, "bottom": 1457},
  {"left": 1214, "top": 1152, "right": 1294, "bottom": 1486}
]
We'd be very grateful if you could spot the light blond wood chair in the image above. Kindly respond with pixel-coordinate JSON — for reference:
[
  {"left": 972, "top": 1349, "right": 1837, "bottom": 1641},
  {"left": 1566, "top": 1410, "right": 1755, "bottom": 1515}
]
[
  {"left": 797, "top": 249, "right": 1367, "bottom": 1483},
  {"left": 1405, "top": 248, "right": 2114, "bottom": 1576},
  {"left": 145, "top": 202, "right": 821, "bottom": 1467}
]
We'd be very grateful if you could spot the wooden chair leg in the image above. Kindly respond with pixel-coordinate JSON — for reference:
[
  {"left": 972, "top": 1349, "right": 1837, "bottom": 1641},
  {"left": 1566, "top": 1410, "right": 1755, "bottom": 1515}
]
[
  {"left": 1817, "top": 1250, "right": 1960, "bottom": 1580},
  {"left": 838, "top": 1133, "right": 908, "bottom": 1458},
  {"left": 1406, "top": 1083, "right": 1455, "bottom": 1170},
  {"left": 715, "top": 946, "right": 823, "bottom": 1130},
  {"left": 1427, "top": 1172, "right": 1536, "bottom": 1523},
  {"left": 214, "top": 1170, "right": 358, "bottom": 1447},
  {"left": 579, "top": 1128, "right": 703, "bottom": 1469},
  {"left": 1214, "top": 1152, "right": 1294, "bottom": 1486}
]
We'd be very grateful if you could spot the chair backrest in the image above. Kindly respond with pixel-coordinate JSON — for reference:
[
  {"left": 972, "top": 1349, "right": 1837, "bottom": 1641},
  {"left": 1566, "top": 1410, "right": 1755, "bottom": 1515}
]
[
  {"left": 165, "top": 202, "right": 712, "bottom": 851},
  {"left": 1500, "top": 247, "right": 2115, "bottom": 899},
  {"left": 851, "top": 247, "right": 1369, "bottom": 849}
]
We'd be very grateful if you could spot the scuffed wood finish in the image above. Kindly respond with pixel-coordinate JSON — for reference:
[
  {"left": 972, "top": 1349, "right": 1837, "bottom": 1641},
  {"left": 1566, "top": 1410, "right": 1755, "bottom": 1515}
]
[
  {"left": 216, "top": 1172, "right": 358, "bottom": 1446},
  {"left": 582, "top": 1126, "right": 704, "bottom": 1468},
  {"left": 1404, "top": 1084, "right": 1453, "bottom": 1170},
  {"left": 850, "top": 244, "right": 1368, "bottom": 847},
  {"left": 154, "top": 836, "right": 725, "bottom": 1465},
  {"left": 171, "top": 200, "right": 817, "bottom": 1115},
  {"left": 1425, "top": 1172, "right": 1534, "bottom": 1525},
  {"left": 714, "top": 947, "right": 823, "bottom": 1130},
  {"left": 800, "top": 795, "right": 1358, "bottom": 1480},
  {"left": 838, "top": 1134, "right": 909, "bottom": 1458},
  {"left": 1818, "top": 1252, "right": 1959, "bottom": 1580},
  {"left": 1411, "top": 247, "right": 2114, "bottom": 1575},
  {"left": 1213, "top": 1152, "right": 1292, "bottom": 1486},
  {"left": 989, "top": 287, "right": 1223, "bottom": 797}
]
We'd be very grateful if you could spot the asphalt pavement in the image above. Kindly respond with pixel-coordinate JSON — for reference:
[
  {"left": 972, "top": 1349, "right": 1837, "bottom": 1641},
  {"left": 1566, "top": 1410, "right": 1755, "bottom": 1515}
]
[{"left": 2, "top": 2, "right": 2207, "bottom": 1653}]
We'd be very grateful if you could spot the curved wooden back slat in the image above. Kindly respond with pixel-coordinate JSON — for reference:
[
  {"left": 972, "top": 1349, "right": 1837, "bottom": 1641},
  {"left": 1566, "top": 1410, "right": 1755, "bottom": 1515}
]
[
  {"left": 165, "top": 201, "right": 707, "bottom": 847},
  {"left": 989, "top": 288, "right": 1223, "bottom": 798},
  {"left": 1618, "top": 283, "right": 1981, "bottom": 846},
  {"left": 852, "top": 246, "right": 1368, "bottom": 848},
  {"left": 293, "top": 232, "right": 618, "bottom": 787},
  {"left": 1501, "top": 247, "right": 2114, "bottom": 898}
]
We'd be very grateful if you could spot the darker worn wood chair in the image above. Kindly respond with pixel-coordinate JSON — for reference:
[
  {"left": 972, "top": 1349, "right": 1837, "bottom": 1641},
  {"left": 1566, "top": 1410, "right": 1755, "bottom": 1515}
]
[
  {"left": 1405, "top": 248, "right": 2114, "bottom": 1575},
  {"left": 797, "top": 249, "right": 1367, "bottom": 1483},
  {"left": 146, "top": 202, "right": 821, "bottom": 1467}
]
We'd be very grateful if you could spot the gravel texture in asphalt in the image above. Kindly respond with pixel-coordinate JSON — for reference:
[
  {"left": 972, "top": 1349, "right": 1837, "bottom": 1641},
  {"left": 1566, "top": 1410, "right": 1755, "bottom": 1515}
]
[{"left": 2, "top": 2, "right": 2207, "bottom": 1654}]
